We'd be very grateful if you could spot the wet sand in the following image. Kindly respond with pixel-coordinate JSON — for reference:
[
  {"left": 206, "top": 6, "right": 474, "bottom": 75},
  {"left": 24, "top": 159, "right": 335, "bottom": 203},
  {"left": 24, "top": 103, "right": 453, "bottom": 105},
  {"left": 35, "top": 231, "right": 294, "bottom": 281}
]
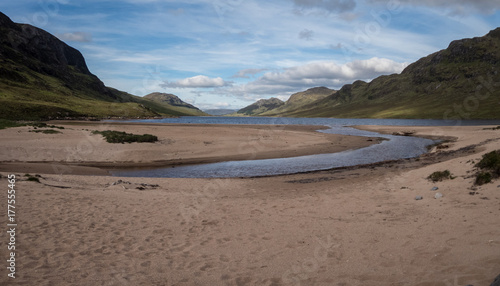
[{"left": 0, "top": 122, "right": 499, "bottom": 285}]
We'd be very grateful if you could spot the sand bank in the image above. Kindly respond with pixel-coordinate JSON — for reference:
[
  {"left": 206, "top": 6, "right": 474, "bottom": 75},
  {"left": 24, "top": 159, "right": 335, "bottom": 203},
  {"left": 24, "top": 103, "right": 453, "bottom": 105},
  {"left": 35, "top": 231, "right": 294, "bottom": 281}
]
[
  {"left": 0, "top": 124, "right": 499, "bottom": 285},
  {"left": 0, "top": 121, "right": 380, "bottom": 174}
]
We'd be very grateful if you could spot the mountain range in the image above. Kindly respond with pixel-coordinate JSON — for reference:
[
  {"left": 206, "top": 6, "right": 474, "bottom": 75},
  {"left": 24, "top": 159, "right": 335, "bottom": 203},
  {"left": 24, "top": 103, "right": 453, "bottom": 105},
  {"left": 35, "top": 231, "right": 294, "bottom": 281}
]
[
  {"left": 0, "top": 12, "right": 203, "bottom": 120},
  {"left": 236, "top": 29, "right": 500, "bottom": 119}
]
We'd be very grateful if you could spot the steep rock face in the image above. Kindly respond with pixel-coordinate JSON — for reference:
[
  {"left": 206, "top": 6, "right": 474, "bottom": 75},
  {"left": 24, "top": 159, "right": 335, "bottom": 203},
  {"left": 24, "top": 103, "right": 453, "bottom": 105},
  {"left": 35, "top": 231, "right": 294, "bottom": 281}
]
[
  {"left": 144, "top": 92, "right": 200, "bottom": 110},
  {"left": 0, "top": 11, "right": 112, "bottom": 99}
]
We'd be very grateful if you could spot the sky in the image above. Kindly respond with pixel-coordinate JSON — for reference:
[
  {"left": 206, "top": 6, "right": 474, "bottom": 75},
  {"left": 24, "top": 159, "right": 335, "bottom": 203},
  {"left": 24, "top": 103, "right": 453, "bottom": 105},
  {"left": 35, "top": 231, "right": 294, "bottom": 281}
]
[{"left": 1, "top": 0, "right": 499, "bottom": 110}]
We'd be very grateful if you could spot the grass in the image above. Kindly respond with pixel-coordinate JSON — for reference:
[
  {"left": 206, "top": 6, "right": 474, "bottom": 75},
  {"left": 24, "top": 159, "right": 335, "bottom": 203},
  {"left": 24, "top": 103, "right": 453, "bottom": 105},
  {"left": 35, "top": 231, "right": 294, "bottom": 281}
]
[
  {"left": 92, "top": 130, "right": 158, "bottom": 144},
  {"left": 474, "top": 150, "right": 500, "bottom": 185},
  {"left": 0, "top": 119, "right": 67, "bottom": 131},
  {"left": 0, "top": 119, "right": 23, "bottom": 129},
  {"left": 427, "top": 170, "right": 453, "bottom": 182}
]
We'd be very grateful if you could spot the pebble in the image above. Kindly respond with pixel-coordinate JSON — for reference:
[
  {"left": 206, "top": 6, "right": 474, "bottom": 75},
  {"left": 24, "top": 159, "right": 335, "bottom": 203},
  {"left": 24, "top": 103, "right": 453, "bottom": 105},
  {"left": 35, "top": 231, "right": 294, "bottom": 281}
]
[
  {"left": 415, "top": 196, "right": 423, "bottom": 200},
  {"left": 431, "top": 187, "right": 439, "bottom": 191},
  {"left": 434, "top": 192, "right": 443, "bottom": 199}
]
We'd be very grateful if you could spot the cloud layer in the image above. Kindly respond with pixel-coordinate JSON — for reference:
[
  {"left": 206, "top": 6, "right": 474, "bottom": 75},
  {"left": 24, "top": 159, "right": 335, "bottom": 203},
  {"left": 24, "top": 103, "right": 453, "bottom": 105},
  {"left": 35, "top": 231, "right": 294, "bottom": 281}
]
[
  {"left": 292, "top": 0, "right": 357, "bottom": 13},
  {"left": 218, "top": 57, "right": 408, "bottom": 101},
  {"left": 368, "top": 0, "right": 500, "bottom": 15},
  {"left": 162, "top": 75, "right": 232, "bottom": 88}
]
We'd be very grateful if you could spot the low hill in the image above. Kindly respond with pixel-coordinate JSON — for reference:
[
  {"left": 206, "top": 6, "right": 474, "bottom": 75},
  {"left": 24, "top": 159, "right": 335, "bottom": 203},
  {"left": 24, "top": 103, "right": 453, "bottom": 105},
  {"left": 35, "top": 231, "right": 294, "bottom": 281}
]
[
  {"left": 235, "top": 98, "right": 285, "bottom": 116},
  {"left": 143, "top": 93, "right": 206, "bottom": 116},
  {"left": 0, "top": 12, "right": 199, "bottom": 120},
  {"left": 270, "top": 29, "right": 500, "bottom": 119},
  {"left": 261, "top": 87, "right": 335, "bottom": 116}
]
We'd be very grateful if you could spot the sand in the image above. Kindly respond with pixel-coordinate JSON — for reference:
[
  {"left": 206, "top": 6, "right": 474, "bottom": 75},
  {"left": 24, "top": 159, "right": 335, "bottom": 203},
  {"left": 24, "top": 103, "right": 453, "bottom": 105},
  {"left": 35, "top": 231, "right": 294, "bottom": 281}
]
[
  {"left": 0, "top": 122, "right": 500, "bottom": 285},
  {"left": 0, "top": 121, "right": 379, "bottom": 173}
]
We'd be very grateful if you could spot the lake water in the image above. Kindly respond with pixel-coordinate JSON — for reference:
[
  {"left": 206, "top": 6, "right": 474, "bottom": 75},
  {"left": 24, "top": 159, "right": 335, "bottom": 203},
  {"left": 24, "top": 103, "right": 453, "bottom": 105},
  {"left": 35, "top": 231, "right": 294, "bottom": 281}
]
[{"left": 109, "top": 117, "right": 500, "bottom": 178}]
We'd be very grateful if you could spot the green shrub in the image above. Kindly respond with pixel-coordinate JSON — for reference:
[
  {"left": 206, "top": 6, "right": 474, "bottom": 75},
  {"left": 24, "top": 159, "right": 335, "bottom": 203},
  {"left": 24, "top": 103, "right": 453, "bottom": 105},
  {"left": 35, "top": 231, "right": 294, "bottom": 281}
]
[
  {"left": 475, "top": 150, "right": 500, "bottom": 175},
  {"left": 474, "top": 150, "right": 500, "bottom": 185},
  {"left": 92, "top": 130, "right": 158, "bottom": 144},
  {"left": 427, "top": 170, "right": 452, "bottom": 182},
  {"left": 25, "top": 174, "right": 41, "bottom": 183},
  {"left": 30, "top": 129, "right": 62, "bottom": 134},
  {"left": 475, "top": 172, "right": 492, "bottom": 185}
]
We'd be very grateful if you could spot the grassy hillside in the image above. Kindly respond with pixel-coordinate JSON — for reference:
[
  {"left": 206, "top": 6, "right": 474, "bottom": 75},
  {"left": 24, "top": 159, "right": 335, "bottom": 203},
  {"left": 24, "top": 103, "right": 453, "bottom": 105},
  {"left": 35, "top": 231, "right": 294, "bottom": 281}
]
[
  {"left": 261, "top": 87, "right": 335, "bottom": 116},
  {"left": 234, "top": 98, "right": 285, "bottom": 116}
]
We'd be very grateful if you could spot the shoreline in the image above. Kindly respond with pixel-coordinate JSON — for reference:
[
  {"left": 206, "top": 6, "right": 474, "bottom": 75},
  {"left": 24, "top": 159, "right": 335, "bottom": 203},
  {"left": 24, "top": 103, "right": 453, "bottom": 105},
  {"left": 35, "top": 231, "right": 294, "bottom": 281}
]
[
  {"left": 0, "top": 123, "right": 500, "bottom": 285},
  {"left": 0, "top": 121, "right": 384, "bottom": 176},
  {"left": 0, "top": 122, "right": 486, "bottom": 177}
]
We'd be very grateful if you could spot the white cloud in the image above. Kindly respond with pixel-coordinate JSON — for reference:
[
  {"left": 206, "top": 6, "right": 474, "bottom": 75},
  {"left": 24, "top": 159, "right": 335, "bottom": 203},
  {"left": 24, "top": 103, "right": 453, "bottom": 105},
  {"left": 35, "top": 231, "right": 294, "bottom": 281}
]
[
  {"left": 57, "top": 32, "right": 92, "bottom": 42},
  {"left": 162, "top": 75, "right": 232, "bottom": 88},
  {"left": 258, "top": 57, "right": 407, "bottom": 85}
]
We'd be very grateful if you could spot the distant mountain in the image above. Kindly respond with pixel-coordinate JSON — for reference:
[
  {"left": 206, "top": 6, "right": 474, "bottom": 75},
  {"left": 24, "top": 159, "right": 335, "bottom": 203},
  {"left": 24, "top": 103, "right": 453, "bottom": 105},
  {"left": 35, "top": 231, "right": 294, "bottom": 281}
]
[
  {"left": 261, "top": 87, "right": 335, "bottom": 116},
  {"left": 235, "top": 97, "right": 285, "bottom": 116},
  {"left": 268, "top": 29, "right": 500, "bottom": 119},
  {"left": 143, "top": 93, "right": 206, "bottom": 116},
  {"left": 203, "top": 109, "right": 238, "bottom": 116},
  {"left": 0, "top": 12, "right": 198, "bottom": 120}
]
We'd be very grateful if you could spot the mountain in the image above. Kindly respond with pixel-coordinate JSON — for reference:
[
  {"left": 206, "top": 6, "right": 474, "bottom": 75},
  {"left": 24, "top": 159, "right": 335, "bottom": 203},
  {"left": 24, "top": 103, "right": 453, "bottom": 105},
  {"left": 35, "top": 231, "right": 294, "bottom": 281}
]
[
  {"left": 268, "top": 29, "right": 500, "bottom": 119},
  {"left": 203, "top": 109, "right": 238, "bottom": 116},
  {"left": 235, "top": 97, "right": 285, "bottom": 116},
  {"left": 260, "top": 87, "right": 335, "bottom": 116},
  {"left": 0, "top": 12, "right": 198, "bottom": 120},
  {"left": 143, "top": 93, "right": 206, "bottom": 116}
]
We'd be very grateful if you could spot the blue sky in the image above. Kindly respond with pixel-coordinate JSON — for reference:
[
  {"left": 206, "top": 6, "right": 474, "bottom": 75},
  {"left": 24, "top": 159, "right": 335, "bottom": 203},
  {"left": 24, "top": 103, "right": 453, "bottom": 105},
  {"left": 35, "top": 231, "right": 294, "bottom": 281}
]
[{"left": 1, "top": 0, "right": 499, "bottom": 110}]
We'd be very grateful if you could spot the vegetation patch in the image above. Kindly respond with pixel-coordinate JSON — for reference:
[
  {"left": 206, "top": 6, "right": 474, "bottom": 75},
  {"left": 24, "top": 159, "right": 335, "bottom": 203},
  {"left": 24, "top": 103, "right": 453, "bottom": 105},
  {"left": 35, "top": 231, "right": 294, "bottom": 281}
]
[
  {"left": 427, "top": 170, "right": 453, "bottom": 182},
  {"left": 28, "top": 122, "right": 65, "bottom": 129},
  {"left": 475, "top": 172, "right": 492, "bottom": 185},
  {"left": 0, "top": 120, "right": 66, "bottom": 130},
  {"left": 0, "top": 119, "right": 23, "bottom": 130},
  {"left": 474, "top": 150, "right": 500, "bottom": 185},
  {"left": 483, "top": 126, "right": 500, "bottom": 130},
  {"left": 92, "top": 130, "right": 158, "bottom": 144},
  {"left": 25, "top": 174, "right": 41, "bottom": 183},
  {"left": 29, "top": 129, "right": 62, "bottom": 134}
]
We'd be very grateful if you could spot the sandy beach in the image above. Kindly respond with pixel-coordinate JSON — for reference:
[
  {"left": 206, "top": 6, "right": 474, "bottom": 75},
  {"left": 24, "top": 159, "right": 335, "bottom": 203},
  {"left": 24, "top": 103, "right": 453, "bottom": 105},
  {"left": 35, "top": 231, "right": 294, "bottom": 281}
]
[{"left": 1, "top": 122, "right": 500, "bottom": 285}]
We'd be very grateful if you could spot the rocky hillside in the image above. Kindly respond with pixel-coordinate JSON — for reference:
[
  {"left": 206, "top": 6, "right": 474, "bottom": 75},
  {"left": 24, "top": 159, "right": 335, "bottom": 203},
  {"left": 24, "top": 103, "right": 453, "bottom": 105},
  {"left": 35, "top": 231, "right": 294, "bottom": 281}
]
[
  {"left": 269, "top": 28, "right": 500, "bottom": 119},
  {"left": 0, "top": 12, "right": 200, "bottom": 120},
  {"left": 235, "top": 97, "right": 285, "bottom": 116}
]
